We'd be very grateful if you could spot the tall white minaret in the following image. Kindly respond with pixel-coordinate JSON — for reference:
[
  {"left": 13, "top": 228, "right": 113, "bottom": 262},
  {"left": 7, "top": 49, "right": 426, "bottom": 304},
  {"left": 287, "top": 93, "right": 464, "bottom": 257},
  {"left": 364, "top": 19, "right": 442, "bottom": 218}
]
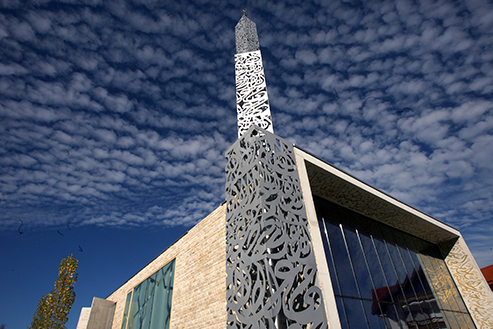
[{"left": 235, "top": 10, "right": 274, "bottom": 138}]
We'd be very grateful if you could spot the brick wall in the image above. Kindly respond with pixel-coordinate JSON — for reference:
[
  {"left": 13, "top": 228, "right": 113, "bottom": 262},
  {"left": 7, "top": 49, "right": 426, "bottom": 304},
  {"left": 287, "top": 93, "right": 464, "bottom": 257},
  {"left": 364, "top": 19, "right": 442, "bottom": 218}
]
[{"left": 107, "top": 204, "right": 227, "bottom": 329}]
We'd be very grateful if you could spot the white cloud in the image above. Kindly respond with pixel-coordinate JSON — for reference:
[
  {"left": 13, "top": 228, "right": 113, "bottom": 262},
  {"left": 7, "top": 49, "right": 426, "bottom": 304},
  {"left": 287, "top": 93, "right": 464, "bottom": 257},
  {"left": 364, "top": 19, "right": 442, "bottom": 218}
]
[{"left": 0, "top": 1, "right": 492, "bottom": 271}]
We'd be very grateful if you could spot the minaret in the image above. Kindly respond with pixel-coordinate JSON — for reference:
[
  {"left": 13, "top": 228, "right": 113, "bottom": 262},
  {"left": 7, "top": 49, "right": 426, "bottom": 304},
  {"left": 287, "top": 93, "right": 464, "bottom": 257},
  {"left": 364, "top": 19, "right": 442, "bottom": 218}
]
[
  {"left": 234, "top": 10, "right": 274, "bottom": 138},
  {"left": 225, "top": 12, "right": 328, "bottom": 329}
]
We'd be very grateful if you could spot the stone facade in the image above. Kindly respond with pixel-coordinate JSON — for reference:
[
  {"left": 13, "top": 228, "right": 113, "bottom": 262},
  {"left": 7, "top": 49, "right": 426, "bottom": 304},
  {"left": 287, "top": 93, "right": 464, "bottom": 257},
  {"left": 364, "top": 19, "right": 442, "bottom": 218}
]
[
  {"left": 76, "top": 308, "right": 91, "bottom": 329},
  {"left": 107, "top": 204, "right": 227, "bottom": 329},
  {"left": 445, "top": 237, "right": 493, "bottom": 328}
]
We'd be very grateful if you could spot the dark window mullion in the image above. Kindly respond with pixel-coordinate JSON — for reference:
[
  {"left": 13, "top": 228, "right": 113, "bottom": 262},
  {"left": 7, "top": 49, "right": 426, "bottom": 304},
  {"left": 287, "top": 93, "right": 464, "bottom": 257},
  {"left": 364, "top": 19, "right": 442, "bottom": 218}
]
[
  {"left": 399, "top": 247, "right": 435, "bottom": 328},
  {"left": 420, "top": 253, "right": 462, "bottom": 328},
  {"left": 394, "top": 241, "right": 432, "bottom": 329},
  {"left": 355, "top": 229, "right": 389, "bottom": 327},
  {"left": 407, "top": 236, "right": 457, "bottom": 328},
  {"left": 402, "top": 235, "right": 443, "bottom": 319},
  {"left": 382, "top": 239, "right": 423, "bottom": 328},
  {"left": 388, "top": 229, "right": 433, "bottom": 328},
  {"left": 394, "top": 232, "right": 437, "bottom": 329},
  {"left": 321, "top": 218, "right": 350, "bottom": 329},
  {"left": 339, "top": 225, "right": 371, "bottom": 329},
  {"left": 321, "top": 219, "right": 343, "bottom": 296},
  {"left": 370, "top": 235, "right": 404, "bottom": 328},
  {"left": 312, "top": 196, "right": 475, "bottom": 329}
]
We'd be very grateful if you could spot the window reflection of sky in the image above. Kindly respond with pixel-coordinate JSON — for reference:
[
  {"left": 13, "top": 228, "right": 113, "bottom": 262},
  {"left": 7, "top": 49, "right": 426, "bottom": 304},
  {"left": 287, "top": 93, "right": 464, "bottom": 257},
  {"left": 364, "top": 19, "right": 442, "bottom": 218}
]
[{"left": 315, "top": 196, "right": 474, "bottom": 328}]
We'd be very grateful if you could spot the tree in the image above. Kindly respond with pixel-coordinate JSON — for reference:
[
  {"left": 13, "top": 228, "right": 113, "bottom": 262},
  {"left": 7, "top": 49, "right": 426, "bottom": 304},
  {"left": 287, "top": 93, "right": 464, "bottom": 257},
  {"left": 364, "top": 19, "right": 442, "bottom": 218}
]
[{"left": 29, "top": 254, "right": 78, "bottom": 329}]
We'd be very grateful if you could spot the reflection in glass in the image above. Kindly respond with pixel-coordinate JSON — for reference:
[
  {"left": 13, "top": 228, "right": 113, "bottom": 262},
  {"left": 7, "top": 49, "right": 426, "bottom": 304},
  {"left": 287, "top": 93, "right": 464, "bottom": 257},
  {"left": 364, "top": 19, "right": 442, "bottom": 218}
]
[
  {"left": 326, "top": 219, "right": 360, "bottom": 298},
  {"left": 314, "top": 196, "right": 474, "bottom": 329},
  {"left": 344, "top": 227, "right": 373, "bottom": 301},
  {"left": 122, "top": 259, "right": 175, "bottom": 329},
  {"left": 343, "top": 297, "right": 370, "bottom": 329},
  {"left": 321, "top": 220, "right": 341, "bottom": 297},
  {"left": 336, "top": 297, "right": 350, "bottom": 329},
  {"left": 121, "top": 292, "right": 132, "bottom": 329}
]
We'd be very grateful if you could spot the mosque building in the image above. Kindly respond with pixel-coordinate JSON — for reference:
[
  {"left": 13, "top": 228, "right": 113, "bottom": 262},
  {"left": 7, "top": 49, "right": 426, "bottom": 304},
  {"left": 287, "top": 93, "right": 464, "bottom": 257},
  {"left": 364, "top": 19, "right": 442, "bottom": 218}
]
[{"left": 76, "top": 13, "right": 493, "bottom": 329}]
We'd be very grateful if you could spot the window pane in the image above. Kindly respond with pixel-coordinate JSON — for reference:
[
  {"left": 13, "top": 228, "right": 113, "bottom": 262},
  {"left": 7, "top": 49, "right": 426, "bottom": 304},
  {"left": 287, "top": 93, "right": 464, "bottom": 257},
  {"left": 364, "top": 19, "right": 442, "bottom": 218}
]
[
  {"left": 121, "top": 292, "right": 133, "bottom": 329},
  {"left": 358, "top": 232, "right": 389, "bottom": 299},
  {"left": 319, "top": 219, "right": 341, "bottom": 296},
  {"left": 401, "top": 234, "right": 440, "bottom": 316},
  {"left": 125, "top": 259, "right": 175, "bottom": 329},
  {"left": 371, "top": 237, "right": 398, "bottom": 301},
  {"left": 141, "top": 272, "right": 157, "bottom": 329},
  {"left": 452, "top": 311, "right": 476, "bottom": 328},
  {"left": 130, "top": 278, "right": 149, "bottom": 329},
  {"left": 150, "top": 260, "right": 175, "bottom": 329},
  {"left": 313, "top": 196, "right": 476, "bottom": 329},
  {"left": 327, "top": 221, "right": 359, "bottom": 298},
  {"left": 335, "top": 297, "right": 350, "bottom": 329},
  {"left": 393, "top": 231, "right": 437, "bottom": 325},
  {"left": 361, "top": 299, "right": 388, "bottom": 329},
  {"left": 343, "top": 226, "right": 374, "bottom": 300},
  {"left": 418, "top": 253, "right": 471, "bottom": 328},
  {"left": 342, "top": 297, "right": 370, "bottom": 329}
]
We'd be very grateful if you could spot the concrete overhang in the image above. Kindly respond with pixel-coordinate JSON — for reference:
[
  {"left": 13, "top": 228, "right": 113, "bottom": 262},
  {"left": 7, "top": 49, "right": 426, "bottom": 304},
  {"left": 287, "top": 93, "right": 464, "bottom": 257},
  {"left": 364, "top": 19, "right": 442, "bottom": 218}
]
[{"left": 294, "top": 147, "right": 460, "bottom": 245}]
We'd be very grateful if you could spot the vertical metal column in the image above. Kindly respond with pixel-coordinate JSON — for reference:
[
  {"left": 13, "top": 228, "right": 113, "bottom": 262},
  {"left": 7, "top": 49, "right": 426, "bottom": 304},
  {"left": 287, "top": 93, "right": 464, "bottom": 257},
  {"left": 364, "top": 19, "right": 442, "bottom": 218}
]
[{"left": 225, "top": 126, "right": 327, "bottom": 329}]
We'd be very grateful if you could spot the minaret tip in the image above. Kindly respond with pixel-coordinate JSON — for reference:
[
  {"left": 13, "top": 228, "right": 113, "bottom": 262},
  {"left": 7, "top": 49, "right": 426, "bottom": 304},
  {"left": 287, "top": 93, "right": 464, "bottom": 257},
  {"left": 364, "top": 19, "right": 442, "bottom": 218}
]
[
  {"left": 235, "top": 11, "right": 259, "bottom": 54},
  {"left": 234, "top": 12, "right": 273, "bottom": 137}
]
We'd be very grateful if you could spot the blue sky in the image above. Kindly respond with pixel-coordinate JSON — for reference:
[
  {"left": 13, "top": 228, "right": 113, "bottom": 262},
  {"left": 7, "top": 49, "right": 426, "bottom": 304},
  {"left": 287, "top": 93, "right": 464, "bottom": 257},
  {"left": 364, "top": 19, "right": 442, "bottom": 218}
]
[{"left": 1, "top": 0, "right": 492, "bottom": 328}]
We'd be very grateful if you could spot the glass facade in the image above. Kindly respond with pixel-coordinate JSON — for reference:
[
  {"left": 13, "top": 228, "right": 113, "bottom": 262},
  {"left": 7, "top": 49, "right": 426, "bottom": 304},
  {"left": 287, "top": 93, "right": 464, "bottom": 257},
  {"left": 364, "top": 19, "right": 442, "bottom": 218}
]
[
  {"left": 121, "top": 259, "right": 175, "bottom": 329},
  {"left": 314, "top": 196, "right": 475, "bottom": 329}
]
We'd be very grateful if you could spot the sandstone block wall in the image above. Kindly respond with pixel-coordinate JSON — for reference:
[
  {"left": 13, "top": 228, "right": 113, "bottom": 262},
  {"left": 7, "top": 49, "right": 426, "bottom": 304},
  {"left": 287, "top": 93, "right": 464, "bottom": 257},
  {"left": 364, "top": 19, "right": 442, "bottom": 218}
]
[
  {"left": 76, "top": 307, "right": 91, "bottom": 329},
  {"left": 107, "top": 204, "right": 227, "bottom": 329}
]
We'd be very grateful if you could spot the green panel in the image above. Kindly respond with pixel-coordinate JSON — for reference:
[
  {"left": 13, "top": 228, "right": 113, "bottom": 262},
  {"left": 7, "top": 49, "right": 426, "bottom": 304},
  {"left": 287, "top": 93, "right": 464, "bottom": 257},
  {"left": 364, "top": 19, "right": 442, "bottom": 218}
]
[
  {"left": 150, "top": 260, "right": 175, "bottom": 329},
  {"left": 124, "top": 259, "right": 175, "bottom": 329},
  {"left": 141, "top": 272, "right": 157, "bottom": 329},
  {"left": 121, "top": 292, "right": 133, "bottom": 329},
  {"left": 128, "top": 279, "right": 146, "bottom": 329}
]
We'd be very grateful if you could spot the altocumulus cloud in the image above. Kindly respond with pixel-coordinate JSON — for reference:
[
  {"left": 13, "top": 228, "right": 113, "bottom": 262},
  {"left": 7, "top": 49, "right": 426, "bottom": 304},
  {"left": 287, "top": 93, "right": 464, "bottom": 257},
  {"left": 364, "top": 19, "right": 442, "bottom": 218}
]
[
  {"left": 0, "top": 0, "right": 237, "bottom": 231},
  {"left": 0, "top": 0, "right": 493, "bottom": 265}
]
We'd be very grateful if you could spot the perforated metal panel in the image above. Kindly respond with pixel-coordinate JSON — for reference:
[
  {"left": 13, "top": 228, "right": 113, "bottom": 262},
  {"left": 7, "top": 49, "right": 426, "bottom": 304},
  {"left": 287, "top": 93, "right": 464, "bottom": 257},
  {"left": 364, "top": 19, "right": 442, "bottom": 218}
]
[
  {"left": 225, "top": 126, "right": 327, "bottom": 329},
  {"left": 235, "top": 51, "right": 273, "bottom": 138}
]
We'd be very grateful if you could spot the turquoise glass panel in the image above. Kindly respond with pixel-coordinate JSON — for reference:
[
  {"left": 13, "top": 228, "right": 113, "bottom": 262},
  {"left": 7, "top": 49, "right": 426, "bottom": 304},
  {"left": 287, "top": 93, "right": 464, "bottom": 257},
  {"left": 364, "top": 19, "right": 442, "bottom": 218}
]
[
  {"left": 121, "top": 292, "right": 133, "bottom": 329},
  {"left": 124, "top": 259, "right": 175, "bottom": 329},
  {"left": 150, "top": 260, "right": 175, "bottom": 329}
]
